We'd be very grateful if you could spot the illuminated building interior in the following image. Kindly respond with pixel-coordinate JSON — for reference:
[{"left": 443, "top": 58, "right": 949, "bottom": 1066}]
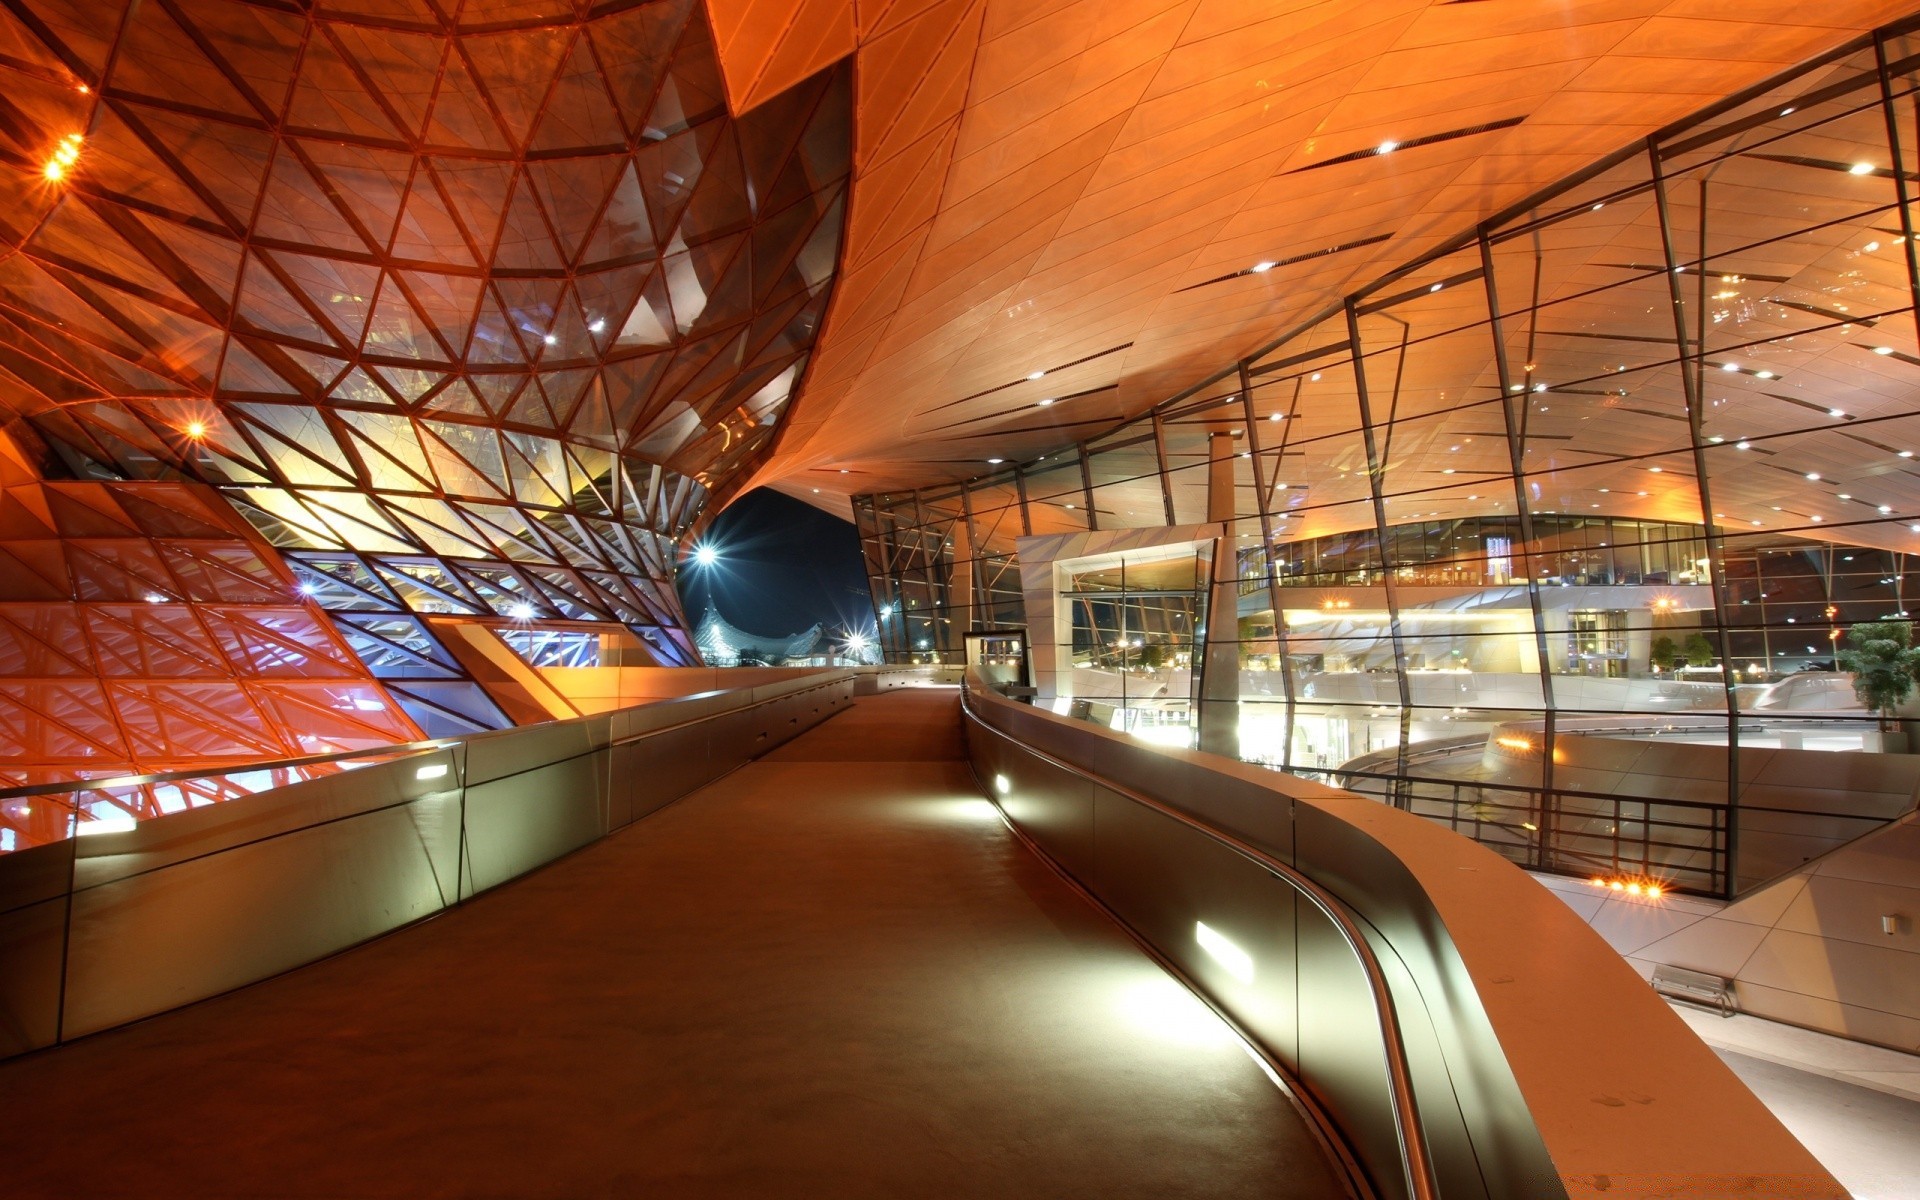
[{"left": 1, "top": 2, "right": 1917, "bottom": 1196}]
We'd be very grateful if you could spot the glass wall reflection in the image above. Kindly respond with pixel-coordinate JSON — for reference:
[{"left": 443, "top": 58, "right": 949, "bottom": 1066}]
[{"left": 854, "top": 28, "right": 1920, "bottom": 897}]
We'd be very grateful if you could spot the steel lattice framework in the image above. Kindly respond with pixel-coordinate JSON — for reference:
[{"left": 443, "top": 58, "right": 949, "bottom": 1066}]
[{"left": 0, "top": 0, "right": 851, "bottom": 742}]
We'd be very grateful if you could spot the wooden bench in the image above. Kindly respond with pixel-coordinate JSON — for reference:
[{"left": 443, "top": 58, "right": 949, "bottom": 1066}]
[{"left": 1651, "top": 964, "right": 1736, "bottom": 1017}]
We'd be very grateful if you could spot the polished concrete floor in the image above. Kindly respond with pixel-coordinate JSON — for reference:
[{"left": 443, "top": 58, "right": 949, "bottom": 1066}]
[{"left": 0, "top": 689, "right": 1346, "bottom": 1199}]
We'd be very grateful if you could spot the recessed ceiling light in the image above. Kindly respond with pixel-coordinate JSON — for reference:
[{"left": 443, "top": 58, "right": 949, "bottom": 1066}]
[
  {"left": 1377, "top": 140, "right": 1398, "bottom": 154},
  {"left": 1901, "top": 450, "right": 1914, "bottom": 458},
  {"left": 1310, "top": 372, "right": 1321, "bottom": 381},
  {"left": 1806, "top": 472, "right": 1820, "bottom": 480},
  {"left": 1591, "top": 202, "right": 1604, "bottom": 211},
  {"left": 1874, "top": 345, "right": 1896, "bottom": 355},
  {"left": 1755, "top": 370, "right": 1774, "bottom": 379},
  {"left": 1829, "top": 408, "right": 1846, "bottom": 417},
  {"left": 1736, "top": 441, "right": 1751, "bottom": 450},
  {"left": 1428, "top": 282, "right": 1443, "bottom": 292},
  {"left": 1026, "top": 370, "right": 1045, "bottom": 380},
  {"left": 986, "top": 458, "right": 1004, "bottom": 464},
  {"left": 1648, "top": 466, "right": 1663, "bottom": 473},
  {"left": 1880, "top": 505, "right": 1894, "bottom": 514},
  {"left": 1850, "top": 162, "right": 1876, "bottom": 175},
  {"left": 1780, "top": 106, "right": 1795, "bottom": 116},
  {"left": 1268, "top": 412, "right": 1282, "bottom": 421},
  {"left": 1037, "top": 397, "right": 1055, "bottom": 406},
  {"left": 1250, "top": 261, "right": 1276, "bottom": 273},
  {"left": 1721, "top": 362, "right": 1739, "bottom": 372}
]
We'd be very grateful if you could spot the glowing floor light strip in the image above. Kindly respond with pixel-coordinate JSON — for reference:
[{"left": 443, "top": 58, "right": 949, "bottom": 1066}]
[{"left": 1195, "top": 921, "right": 1255, "bottom": 984}]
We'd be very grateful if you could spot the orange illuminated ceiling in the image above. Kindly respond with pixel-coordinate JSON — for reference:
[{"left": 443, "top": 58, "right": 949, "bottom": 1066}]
[{"left": 703, "top": 0, "right": 1916, "bottom": 510}]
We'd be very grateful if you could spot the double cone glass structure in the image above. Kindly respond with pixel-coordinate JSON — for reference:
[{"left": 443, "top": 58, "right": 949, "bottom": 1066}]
[{"left": 0, "top": 0, "right": 851, "bottom": 788}]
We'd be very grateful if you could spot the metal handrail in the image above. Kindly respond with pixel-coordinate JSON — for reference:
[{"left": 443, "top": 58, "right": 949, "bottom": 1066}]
[{"left": 959, "top": 680, "right": 1440, "bottom": 1200}]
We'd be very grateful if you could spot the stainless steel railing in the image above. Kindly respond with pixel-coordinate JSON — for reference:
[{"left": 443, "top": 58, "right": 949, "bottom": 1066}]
[{"left": 961, "top": 690, "right": 1438, "bottom": 1200}]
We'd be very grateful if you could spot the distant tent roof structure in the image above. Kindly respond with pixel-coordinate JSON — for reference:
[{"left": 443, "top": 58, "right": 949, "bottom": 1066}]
[{"left": 695, "top": 606, "right": 822, "bottom": 665}]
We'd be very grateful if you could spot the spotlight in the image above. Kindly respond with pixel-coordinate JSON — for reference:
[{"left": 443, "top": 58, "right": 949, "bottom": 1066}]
[
  {"left": 693, "top": 544, "right": 718, "bottom": 567},
  {"left": 508, "top": 603, "right": 534, "bottom": 621},
  {"left": 42, "top": 132, "right": 82, "bottom": 182}
]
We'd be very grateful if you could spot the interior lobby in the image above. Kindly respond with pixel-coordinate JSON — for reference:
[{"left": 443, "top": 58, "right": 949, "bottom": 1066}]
[{"left": 1, "top": 1, "right": 1918, "bottom": 1197}]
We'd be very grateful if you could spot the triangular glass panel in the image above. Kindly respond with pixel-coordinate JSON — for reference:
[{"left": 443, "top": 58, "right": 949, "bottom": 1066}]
[
  {"left": 527, "top": 154, "right": 624, "bottom": 264},
  {"left": 300, "top": 140, "right": 413, "bottom": 252},
  {"left": 429, "top": 157, "right": 516, "bottom": 255},
  {"left": 263, "top": 251, "right": 379, "bottom": 346},
  {"left": 286, "top": 29, "right": 403, "bottom": 141},
  {"left": 424, "top": 51, "right": 506, "bottom": 149},
  {"left": 463, "top": 26, "right": 571, "bottom": 146},
  {"left": 529, "top": 37, "right": 627, "bottom": 152},
  {"left": 327, "top": 23, "right": 442, "bottom": 140}
]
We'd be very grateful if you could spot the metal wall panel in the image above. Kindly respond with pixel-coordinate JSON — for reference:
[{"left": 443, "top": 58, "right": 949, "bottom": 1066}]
[
  {"left": 62, "top": 791, "right": 465, "bottom": 1037},
  {"left": 461, "top": 756, "right": 608, "bottom": 896},
  {"left": 0, "top": 671, "right": 855, "bottom": 1058},
  {"left": 964, "top": 675, "right": 1562, "bottom": 1200}
]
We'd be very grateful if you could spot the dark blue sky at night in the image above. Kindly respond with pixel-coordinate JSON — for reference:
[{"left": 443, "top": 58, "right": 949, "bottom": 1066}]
[{"left": 675, "top": 488, "right": 875, "bottom": 640}]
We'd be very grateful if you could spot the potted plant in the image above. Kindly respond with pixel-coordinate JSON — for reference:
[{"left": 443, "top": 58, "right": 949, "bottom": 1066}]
[{"left": 1836, "top": 619, "right": 1920, "bottom": 741}]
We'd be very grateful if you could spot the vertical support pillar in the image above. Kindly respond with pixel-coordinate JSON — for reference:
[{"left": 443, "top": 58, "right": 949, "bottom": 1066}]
[
  {"left": 1207, "top": 431, "right": 1235, "bottom": 523},
  {"left": 1152, "top": 411, "right": 1177, "bottom": 526},
  {"left": 1479, "top": 230, "right": 1560, "bottom": 860},
  {"left": 1345, "top": 303, "right": 1416, "bottom": 799},
  {"left": 1652, "top": 140, "right": 1741, "bottom": 898},
  {"left": 1237, "top": 361, "right": 1297, "bottom": 767},
  {"left": 1078, "top": 443, "right": 1099, "bottom": 531},
  {"left": 1197, "top": 429, "right": 1241, "bottom": 756},
  {"left": 1198, "top": 536, "right": 1242, "bottom": 758}
]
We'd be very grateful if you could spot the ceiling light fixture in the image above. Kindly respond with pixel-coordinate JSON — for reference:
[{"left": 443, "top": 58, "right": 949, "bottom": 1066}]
[
  {"left": 1874, "top": 345, "right": 1896, "bottom": 355},
  {"left": 1026, "top": 370, "right": 1046, "bottom": 380},
  {"left": 1377, "top": 140, "right": 1398, "bottom": 155},
  {"left": 1250, "top": 261, "right": 1276, "bottom": 273},
  {"left": 1850, "top": 162, "right": 1877, "bottom": 175}
]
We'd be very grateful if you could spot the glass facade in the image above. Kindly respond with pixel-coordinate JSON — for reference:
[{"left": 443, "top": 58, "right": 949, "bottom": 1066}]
[
  {"left": 0, "top": 0, "right": 853, "bottom": 754},
  {"left": 855, "top": 28, "right": 1920, "bottom": 898}
]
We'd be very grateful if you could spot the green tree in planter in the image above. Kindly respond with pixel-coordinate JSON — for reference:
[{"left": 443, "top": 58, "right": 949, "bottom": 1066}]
[
  {"left": 1682, "top": 632, "right": 1716, "bottom": 667},
  {"left": 1650, "top": 635, "right": 1678, "bottom": 671},
  {"left": 1836, "top": 619, "right": 1920, "bottom": 732}
]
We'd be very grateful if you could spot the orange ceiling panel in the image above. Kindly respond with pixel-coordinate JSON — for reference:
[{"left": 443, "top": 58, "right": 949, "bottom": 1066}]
[{"left": 714, "top": 0, "right": 1915, "bottom": 512}]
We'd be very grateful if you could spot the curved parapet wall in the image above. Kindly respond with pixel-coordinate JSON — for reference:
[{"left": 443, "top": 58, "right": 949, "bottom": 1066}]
[
  {"left": 0, "top": 668, "right": 854, "bottom": 1059},
  {"left": 961, "top": 671, "right": 1843, "bottom": 1200}
]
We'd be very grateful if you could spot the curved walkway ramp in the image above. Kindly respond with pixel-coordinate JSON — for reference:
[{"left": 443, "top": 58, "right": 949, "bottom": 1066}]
[{"left": 0, "top": 688, "right": 1349, "bottom": 1199}]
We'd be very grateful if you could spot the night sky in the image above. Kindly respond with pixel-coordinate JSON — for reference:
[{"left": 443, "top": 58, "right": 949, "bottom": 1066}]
[{"left": 676, "top": 487, "right": 875, "bottom": 639}]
